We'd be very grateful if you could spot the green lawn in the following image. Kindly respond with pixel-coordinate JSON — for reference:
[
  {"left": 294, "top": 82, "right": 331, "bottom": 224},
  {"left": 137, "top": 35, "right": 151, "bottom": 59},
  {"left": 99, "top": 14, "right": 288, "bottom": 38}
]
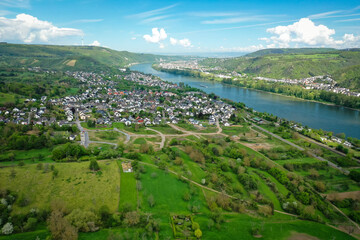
[
  {"left": 150, "top": 125, "right": 182, "bottom": 134},
  {"left": 112, "top": 122, "right": 155, "bottom": 135},
  {"left": 249, "top": 169, "right": 282, "bottom": 210},
  {"left": 0, "top": 148, "right": 53, "bottom": 166},
  {"left": 176, "top": 123, "right": 198, "bottom": 131},
  {"left": 276, "top": 157, "right": 321, "bottom": 165},
  {"left": 195, "top": 213, "right": 355, "bottom": 240},
  {"left": 0, "top": 161, "right": 120, "bottom": 214},
  {"left": 118, "top": 161, "right": 137, "bottom": 211},
  {"left": 138, "top": 164, "right": 209, "bottom": 214},
  {"left": 222, "top": 126, "right": 250, "bottom": 136},
  {"left": 170, "top": 147, "right": 207, "bottom": 183}
]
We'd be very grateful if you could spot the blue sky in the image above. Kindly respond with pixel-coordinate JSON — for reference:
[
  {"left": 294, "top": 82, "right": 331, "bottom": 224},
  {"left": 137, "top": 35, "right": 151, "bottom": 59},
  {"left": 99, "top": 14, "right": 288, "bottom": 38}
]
[{"left": 0, "top": 0, "right": 360, "bottom": 53}]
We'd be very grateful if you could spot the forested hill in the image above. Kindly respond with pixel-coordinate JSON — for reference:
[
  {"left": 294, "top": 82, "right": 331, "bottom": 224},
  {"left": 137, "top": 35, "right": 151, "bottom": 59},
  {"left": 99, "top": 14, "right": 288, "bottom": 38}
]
[
  {"left": 201, "top": 49, "right": 360, "bottom": 91},
  {"left": 245, "top": 48, "right": 337, "bottom": 57},
  {"left": 0, "top": 43, "right": 184, "bottom": 72}
]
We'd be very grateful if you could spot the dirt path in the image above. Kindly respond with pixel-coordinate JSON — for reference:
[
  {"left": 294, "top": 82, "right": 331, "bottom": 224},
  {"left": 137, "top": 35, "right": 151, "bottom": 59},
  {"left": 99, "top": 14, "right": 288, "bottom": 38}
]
[{"left": 146, "top": 128, "right": 165, "bottom": 149}]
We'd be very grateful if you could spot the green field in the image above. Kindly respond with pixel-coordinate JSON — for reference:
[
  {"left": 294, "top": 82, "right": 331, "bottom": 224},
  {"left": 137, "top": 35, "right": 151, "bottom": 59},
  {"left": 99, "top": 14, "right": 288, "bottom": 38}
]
[
  {"left": 0, "top": 161, "right": 120, "bottom": 214},
  {"left": 118, "top": 161, "right": 137, "bottom": 211},
  {"left": 195, "top": 213, "right": 355, "bottom": 240},
  {"left": 0, "top": 148, "right": 53, "bottom": 166}
]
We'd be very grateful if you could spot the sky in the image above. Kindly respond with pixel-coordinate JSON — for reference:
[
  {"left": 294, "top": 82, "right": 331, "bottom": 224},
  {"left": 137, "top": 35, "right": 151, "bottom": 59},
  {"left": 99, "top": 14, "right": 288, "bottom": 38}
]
[{"left": 0, "top": 0, "right": 360, "bottom": 54}]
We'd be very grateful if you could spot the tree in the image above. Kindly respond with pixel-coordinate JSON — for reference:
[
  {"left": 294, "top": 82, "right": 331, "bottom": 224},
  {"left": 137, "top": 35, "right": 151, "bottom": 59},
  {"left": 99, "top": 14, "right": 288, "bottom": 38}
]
[
  {"left": 89, "top": 160, "right": 100, "bottom": 171},
  {"left": 48, "top": 209, "right": 78, "bottom": 240},
  {"left": 148, "top": 194, "right": 155, "bottom": 207},
  {"left": 124, "top": 211, "right": 140, "bottom": 226},
  {"left": 65, "top": 209, "right": 100, "bottom": 232},
  {"left": 192, "top": 222, "right": 200, "bottom": 230},
  {"left": 194, "top": 229, "right": 202, "bottom": 239},
  {"left": 1, "top": 222, "right": 13, "bottom": 235}
]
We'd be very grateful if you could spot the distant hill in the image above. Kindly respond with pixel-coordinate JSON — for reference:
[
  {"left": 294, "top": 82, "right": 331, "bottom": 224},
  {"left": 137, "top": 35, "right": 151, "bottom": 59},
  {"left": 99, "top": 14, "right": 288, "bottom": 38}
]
[
  {"left": 245, "top": 48, "right": 337, "bottom": 57},
  {"left": 201, "top": 49, "right": 360, "bottom": 91},
  {"left": 0, "top": 43, "right": 183, "bottom": 72}
]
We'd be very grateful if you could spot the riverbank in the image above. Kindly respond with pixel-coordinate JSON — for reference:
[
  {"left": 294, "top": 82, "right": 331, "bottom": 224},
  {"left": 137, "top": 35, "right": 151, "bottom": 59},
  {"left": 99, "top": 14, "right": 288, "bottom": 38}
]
[
  {"left": 131, "top": 63, "right": 360, "bottom": 139},
  {"left": 153, "top": 65, "right": 360, "bottom": 111}
]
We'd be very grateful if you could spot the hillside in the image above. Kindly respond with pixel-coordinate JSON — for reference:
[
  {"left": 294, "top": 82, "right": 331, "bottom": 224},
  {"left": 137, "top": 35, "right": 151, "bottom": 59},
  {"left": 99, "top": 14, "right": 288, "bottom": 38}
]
[
  {"left": 0, "top": 43, "right": 183, "bottom": 72},
  {"left": 200, "top": 49, "right": 360, "bottom": 91},
  {"left": 245, "top": 48, "right": 337, "bottom": 57}
]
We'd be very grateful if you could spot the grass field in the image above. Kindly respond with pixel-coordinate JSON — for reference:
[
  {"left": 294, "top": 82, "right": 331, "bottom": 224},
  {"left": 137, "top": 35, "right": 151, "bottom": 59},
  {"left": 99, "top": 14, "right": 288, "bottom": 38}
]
[
  {"left": 222, "top": 126, "right": 250, "bottom": 136},
  {"left": 112, "top": 122, "right": 155, "bottom": 135},
  {"left": 249, "top": 169, "right": 282, "bottom": 210},
  {"left": 276, "top": 157, "right": 321, "bottom": 165},
  {"left": 195, "top": 213, "right": 355, "bottom": 240},
  {"left": 88, "top": 131, "right": 123, "bottom": 143},
  {"left": 0, "top": 160, "right": 120, "bottom": 214},
  {"left": 150, "top": 125, "right": 182, "bottom": 134},
  {"left": 176, "top": 123, "right": 197, "bottom": 131},
  {"left": 0, "top": 148, "right": 53, "bottom": 166},
  {"left": 118, "top": 161, "right": 137, "bottom": 211}
]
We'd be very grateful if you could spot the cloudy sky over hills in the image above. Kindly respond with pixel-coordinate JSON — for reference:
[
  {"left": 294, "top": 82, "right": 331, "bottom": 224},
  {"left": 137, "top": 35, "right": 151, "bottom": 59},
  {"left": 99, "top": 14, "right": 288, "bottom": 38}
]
[{"left": 0, "top": 0, "right": 359, "bottom": 53}]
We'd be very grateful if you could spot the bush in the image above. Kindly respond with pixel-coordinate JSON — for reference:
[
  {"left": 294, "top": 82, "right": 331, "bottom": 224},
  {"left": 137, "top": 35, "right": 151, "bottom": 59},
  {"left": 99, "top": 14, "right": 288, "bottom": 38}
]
[
  {"left": 1, "top": 222, "right": 13, "bottom": 235},
  {"left": 89, "top": 160, "right": 100, "bottom": 171},
  {"left": 65, "top": 209, "right": 100, "bottom": 232},
  {"left": 194, "top": 228, "right": 202, "bottom": 238},
  {"left": 23, "top": 217, "right": 37, "bottom": 231},
  {"left": 349, "top": 170, "right": 360, "bottom": 182}
]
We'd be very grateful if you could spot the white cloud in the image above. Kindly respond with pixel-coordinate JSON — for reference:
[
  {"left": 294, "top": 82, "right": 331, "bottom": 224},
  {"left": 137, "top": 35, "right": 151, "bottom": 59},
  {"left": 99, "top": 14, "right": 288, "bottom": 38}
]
[
  {"left": 90, "top": 40, "right": 100, "bottom": 46},
  {"left": 202, "top": 16, "right": 267, "bottom": 25},
  {"left": 143, "top": 28, "right": 167, "bottom": 43},
  {"left": 131, "top": 37, "right": 136, "bottom": 40},
  {"left": 261, "top": 18, "right": 360, "bottom": 48},
  {"left": 0, "top": 14, "right": 83, "bottom": 43},
  {"left": 170, "top": 37, "right": 192, "bottom": 47},
  {"left": 127, "top": 4, "right": 177, "bottom": 24}
]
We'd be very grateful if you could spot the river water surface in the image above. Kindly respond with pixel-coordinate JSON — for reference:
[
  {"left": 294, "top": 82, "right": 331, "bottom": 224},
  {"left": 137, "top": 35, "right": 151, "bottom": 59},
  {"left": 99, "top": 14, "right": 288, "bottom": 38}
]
[{"left": 130, "top": 63, "right": 360, "bottom": 139}]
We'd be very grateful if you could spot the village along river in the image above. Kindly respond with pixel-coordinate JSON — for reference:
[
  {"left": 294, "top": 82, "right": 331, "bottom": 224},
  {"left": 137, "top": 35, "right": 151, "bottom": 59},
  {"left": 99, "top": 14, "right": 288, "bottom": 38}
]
[{"left": 130, "top": 63, "right": 360, "bottom": 139}]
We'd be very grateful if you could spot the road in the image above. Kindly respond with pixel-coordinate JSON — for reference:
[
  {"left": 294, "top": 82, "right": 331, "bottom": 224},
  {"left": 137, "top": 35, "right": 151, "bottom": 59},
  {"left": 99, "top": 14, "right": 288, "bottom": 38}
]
[
  {"left": 251, "top": 124, "right": 349, "bottom": 174},
  {"left": 76, "top": 119, "right": 90, "bottom": 148}
]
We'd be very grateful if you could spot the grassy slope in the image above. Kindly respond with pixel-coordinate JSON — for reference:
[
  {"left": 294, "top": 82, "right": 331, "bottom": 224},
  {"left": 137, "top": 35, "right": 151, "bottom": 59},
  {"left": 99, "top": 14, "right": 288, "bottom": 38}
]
[
  {"left": 0, "top": 160, "right": 120, "bottom": 214},
  {"left": 0, "top": 43, "right": 183, "bottom": 71}
]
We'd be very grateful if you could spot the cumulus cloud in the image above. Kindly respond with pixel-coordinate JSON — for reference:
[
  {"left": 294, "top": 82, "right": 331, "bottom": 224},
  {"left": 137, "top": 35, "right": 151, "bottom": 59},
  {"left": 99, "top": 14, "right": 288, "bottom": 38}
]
[
  {"left": 261, "top": 18, "right": 360, "bottom": 48},
  {"left": 90, "top": 40, "right": 100, "bottom": 46},
  {"left": 143, "top": 28, "right": 167, "bottom": 43},
  {"left": 170, "top": 37, "right": 192, "bottom": 47},
  {"left": 0, "top": 14, "right": 83, "bottom": 43}
]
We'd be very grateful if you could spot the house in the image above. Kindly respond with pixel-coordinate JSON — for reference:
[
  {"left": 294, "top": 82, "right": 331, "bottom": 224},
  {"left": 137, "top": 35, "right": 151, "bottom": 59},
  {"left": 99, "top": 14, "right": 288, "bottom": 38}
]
[{"left": 69, "top": 135, "right": 76, "bottom": 141}]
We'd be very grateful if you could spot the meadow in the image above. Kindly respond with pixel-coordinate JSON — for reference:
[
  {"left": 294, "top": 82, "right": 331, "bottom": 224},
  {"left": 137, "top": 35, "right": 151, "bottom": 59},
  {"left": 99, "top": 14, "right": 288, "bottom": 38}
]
[{"left": 0, "top": 160, "right": 120, "bottom": 214}]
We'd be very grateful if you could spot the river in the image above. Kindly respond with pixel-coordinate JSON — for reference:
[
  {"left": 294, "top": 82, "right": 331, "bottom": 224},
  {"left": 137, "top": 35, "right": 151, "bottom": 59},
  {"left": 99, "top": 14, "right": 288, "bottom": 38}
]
[{"left": 130, "top": 63, "right": 360, "bottom": 139}]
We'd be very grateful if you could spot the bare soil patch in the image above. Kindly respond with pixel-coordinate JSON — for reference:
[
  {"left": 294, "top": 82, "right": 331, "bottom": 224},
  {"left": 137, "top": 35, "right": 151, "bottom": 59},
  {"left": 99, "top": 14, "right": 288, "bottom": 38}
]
[
  {"left": 287, "top": 232, "right": 319, "bottom": 240},
  {"left": 66, "top": 59, "right": 77, "bottom": 66},
  {"left": 325, "top": 191, "right": 360, "bottom": 201},
  {"left": 242, "top": 142, "right": 272, "bottom": 151}
]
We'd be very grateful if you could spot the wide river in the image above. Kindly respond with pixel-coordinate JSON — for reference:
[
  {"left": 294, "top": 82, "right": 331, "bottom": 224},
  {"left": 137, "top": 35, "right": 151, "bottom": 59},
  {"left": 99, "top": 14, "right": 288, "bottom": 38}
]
[{"left": 130, "top": 63, "right": 360, "bottom": 139}]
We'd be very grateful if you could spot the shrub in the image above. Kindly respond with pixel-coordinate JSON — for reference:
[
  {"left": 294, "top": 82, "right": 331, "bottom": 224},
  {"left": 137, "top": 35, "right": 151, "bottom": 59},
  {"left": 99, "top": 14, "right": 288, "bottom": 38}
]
[
  {"left": 124, "top": 211, "right": 140, "bottom": 226},
  {"left": 1, "top": 222, "right": 13, "bottom": 235},
  {"left": 89, "top": 160, "right": 100, "bottom": 171},
  {"left": 194, "top": 228, "right": 202, "bottom": 238},
  {"left": 65, "top": 209, "right": 100, "bottom": 232},
  {"left": 349, "top": 170, "right": 360, "bottom": 182}
]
